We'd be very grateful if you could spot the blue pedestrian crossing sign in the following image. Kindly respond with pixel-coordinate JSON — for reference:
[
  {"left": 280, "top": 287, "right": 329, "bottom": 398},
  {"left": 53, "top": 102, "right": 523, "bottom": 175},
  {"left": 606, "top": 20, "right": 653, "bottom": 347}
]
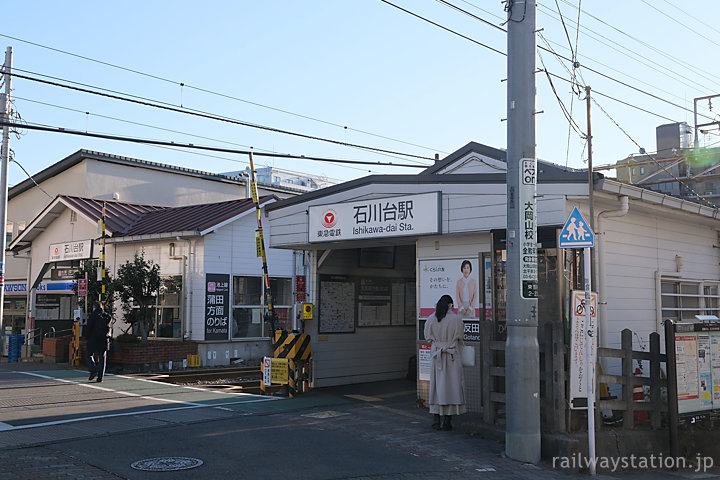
[{"left": 559, "top": 207, "right": 594, "bottom": 248}]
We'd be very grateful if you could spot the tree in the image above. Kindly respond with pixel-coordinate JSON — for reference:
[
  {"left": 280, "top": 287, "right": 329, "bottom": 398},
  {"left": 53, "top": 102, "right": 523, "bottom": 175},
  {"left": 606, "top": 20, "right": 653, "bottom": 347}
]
[
  {"left": 73, "top": 260, "right": 115, "bottom": 316},
  {"left": 113, "top": 251, "right": 161, "bottom": 345}
]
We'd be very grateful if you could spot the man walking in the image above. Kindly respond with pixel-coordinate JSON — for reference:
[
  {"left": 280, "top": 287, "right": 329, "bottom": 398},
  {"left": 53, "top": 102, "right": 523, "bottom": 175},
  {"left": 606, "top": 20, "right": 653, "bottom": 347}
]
[{"left": 85, "top": 301, "right": 111, "bottom": 382}]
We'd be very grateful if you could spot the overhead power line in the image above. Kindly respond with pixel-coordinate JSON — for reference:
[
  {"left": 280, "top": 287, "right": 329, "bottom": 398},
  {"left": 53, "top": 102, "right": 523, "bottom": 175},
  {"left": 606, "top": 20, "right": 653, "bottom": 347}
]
[
  {"left": 380, "top": 0, "right": 506, "bottom": 55},
  {"left": 456, "top": 0, "right": 720, "bottom": 109},
  {"left": 0, "top": 32, "right": 446, "bottom": 155},
  {"left": 640, "top": 0, "right": 720, "bottom": 50},
  {"left": 0, "top": 121, "right": 428, "bottom": 169},
  {"left": 7, "top": 70, "right": 435, "bottom": 162},
  {"left": 385, "top": 0, "right": 709, "bottom": 123},
  {"left": 14, "top": 95, "right": 377, "bottom": 175},
  {"left": 549, "top": 0, "right": 720, "bottom": 93}
]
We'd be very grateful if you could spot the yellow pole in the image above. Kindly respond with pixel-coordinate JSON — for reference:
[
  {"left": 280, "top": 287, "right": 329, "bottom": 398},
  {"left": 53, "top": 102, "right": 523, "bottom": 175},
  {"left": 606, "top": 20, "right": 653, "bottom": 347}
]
[
  {"left": 70, "top": 319, "right": 80, "bottom": 367},
  {"left": 248, "top": 152, "right": 277, "bottom": 333}
]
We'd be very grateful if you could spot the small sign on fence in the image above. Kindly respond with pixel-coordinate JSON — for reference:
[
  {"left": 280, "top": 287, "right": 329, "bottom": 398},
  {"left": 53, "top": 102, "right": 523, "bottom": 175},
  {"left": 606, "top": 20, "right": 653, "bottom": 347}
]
[{"left": 569, "top": 290, "right": 597, "bottom": 408}]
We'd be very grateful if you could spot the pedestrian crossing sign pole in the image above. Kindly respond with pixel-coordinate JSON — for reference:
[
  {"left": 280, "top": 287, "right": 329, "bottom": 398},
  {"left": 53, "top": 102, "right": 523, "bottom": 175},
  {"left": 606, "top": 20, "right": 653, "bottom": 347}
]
[{"left": 559, "top": 206, "right": 596, "bottom": 472}]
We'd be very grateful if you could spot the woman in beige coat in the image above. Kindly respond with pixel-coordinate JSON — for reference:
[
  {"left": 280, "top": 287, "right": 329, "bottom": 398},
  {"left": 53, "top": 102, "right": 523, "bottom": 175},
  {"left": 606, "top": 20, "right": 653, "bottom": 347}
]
[{"left": 424, "top": 294, "right": 466, "bottom": 430}]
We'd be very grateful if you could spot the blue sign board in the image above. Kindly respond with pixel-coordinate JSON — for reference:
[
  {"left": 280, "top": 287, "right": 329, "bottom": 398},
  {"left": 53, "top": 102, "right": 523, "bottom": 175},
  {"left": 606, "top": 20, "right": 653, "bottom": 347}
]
[{"left": 559, "top": 207, "right": 594, "bottom": 248}]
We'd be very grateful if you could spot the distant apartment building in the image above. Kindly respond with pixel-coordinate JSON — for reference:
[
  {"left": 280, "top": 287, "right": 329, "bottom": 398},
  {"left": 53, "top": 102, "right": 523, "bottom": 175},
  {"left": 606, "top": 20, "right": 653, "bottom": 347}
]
[
  {"left": 223, "top": 166, "right": 340, "bottom": 192},
  {"left": 614, "top": 122, "right": 720, "bottom": 206}
]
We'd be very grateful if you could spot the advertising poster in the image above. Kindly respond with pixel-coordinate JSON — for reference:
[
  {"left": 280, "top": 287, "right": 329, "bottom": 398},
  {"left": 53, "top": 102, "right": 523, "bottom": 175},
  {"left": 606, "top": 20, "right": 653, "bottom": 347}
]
[
  {"left": 519, "top": 158, "right": 538, "bottom": 299},
  {"left": 484, "top": 256, "right": 493, "bottom": 320},
  {"left": 710, "top": 333, "right": 720, "bottom": 404},
  {"left": 205, "top": 273, "right": 230, "bottom": 341},
  {"left": 418, "top": 258, "right": 479, "bottom": 319},
  {"left": 418, "top": 343, "right": 432, "bottom": 381},
  {"left": 676, "top": 335, "right": 699, "bottom": 403},
  {"left": 698, "top": 334, "right": 713, "bottom": 408}
]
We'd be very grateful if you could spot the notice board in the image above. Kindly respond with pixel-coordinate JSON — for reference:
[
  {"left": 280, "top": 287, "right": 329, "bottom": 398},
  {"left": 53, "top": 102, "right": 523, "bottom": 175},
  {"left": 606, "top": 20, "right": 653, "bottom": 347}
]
[
  {"left": 675, "top": 331, "right": 717, "bottom": 414},
  {"left": 358, "top": 278, "right": 392, "bottom": 327},
  {"left": 319, "top": 276, "right": 355, "bottom": 333}
]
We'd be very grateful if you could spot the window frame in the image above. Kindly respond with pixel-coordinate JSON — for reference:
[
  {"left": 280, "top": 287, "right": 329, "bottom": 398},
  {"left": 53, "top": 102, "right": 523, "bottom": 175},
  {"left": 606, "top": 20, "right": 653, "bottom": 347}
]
[
  {"left": 231, "top": 275, "right": 293, "bottom": 339},
  {"left": 659, "top": 276, "right": 720, "bottom": 328}
]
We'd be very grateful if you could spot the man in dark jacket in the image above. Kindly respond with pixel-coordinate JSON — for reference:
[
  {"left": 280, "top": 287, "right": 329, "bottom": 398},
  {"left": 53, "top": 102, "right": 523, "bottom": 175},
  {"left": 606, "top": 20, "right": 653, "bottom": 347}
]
[{"left": 85, "top": 301, "right": 111, "bottom": 382}]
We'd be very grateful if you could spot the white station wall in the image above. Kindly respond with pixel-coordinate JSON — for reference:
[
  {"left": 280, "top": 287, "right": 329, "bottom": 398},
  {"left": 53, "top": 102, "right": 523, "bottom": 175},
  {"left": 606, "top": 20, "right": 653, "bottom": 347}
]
[{"left": 600, "top": 205, "right": 720, "bottom": 349}]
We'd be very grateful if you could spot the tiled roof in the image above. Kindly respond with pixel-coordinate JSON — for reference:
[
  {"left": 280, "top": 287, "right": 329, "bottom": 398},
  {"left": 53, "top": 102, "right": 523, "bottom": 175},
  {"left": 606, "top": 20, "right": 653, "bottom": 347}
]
[
  {"left": 61, "top": 196, "right": 165, "bottom": 234},
  {"left": 124, "top": 198, "right": 258, "bottom": 236},
  {"left": 61, "top": 195, "right": 275, "bottom": 237}
]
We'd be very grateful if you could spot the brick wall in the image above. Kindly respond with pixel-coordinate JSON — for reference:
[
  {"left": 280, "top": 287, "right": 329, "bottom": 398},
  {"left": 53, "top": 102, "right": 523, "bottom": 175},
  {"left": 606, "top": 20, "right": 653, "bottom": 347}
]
[{"left": 80, "top": 339, "right": 198, "bottom": 366}]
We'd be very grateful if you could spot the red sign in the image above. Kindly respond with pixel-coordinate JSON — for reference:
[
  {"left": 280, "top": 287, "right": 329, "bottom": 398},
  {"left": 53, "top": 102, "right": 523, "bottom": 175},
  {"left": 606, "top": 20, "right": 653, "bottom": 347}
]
[
  {"left": 321, "top": 209, "right": 337, "bottom": 228},
  {"left": 78, "top": 279, "right": 88, "bottom": 297},
  {"left": 295, "top": 275, "right": 306, "bottom": 302}
]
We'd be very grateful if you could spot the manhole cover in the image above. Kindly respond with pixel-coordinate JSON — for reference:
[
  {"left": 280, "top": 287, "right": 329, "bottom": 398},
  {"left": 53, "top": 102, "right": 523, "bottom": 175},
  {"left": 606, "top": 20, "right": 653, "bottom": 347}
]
[{"left": 131, "top": 457, "right": 203, "bottom": 471}]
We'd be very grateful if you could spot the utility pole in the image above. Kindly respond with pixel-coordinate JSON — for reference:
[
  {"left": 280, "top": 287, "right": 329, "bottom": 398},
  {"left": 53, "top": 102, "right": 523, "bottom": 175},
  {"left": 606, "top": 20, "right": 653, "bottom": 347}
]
[
  {"left": 586, "top": 86, "right": 594, "bottom": 232},
  {"left": 0, "top": 47, "right": 13, "bottom": 336},
  {"left": 505, "top": 0, "right": 540, "bottom": 463}
]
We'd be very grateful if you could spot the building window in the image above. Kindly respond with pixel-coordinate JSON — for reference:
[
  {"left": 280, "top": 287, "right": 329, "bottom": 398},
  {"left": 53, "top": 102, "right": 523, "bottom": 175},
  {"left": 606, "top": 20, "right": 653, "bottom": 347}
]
[
  {"left": 231, "top": 276, "right": 292, "bottom": 338},
  {"left": 127, "top": 276, "right": 182, "bottom": 338},
  {"left": 661, "top": 279, "right": 720, "bottom": 321},
  {"left": 640, "top": 167, "right": 645, "bottom": 174},
  {"left": 154, "top": 276, "right": 182, "bottom": 338},
  {"left": 5, "top": 222, "right": 12, "bottom": 247},
  {"left": 631, "top": 167, "right": 636, "bottom": 175}
]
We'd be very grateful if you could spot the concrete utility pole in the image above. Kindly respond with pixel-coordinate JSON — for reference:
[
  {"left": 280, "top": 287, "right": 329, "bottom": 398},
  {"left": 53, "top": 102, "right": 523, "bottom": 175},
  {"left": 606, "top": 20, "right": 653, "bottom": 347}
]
[
  {"left": 586, "top": 86, "right": 595, "bottom": 232},
  {"left": 505, "top": 0, "right": 541, "bottom": 463},
  {"left": 0, "top": 47, "right": 13, "bottom": 334}
]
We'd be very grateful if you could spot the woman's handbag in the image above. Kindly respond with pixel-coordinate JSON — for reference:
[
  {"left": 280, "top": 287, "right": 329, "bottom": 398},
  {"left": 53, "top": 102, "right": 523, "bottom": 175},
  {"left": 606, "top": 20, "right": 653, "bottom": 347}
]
[{"left": 461, "top": 345, "right": 475, "bottom": 367}]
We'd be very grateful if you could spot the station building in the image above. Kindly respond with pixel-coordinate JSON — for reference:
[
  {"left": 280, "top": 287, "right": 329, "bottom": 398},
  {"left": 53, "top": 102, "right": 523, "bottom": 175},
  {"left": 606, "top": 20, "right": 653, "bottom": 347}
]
[
  {"left": 3, "top": 143, "right": 719, "bottom": 412},
  {"left": 9, "top": 193, "right": 299, "bottom": 363},
  {"left": 264, "top": 142, "right": 720, "bottom": 410},
  {"left": 3, "top": 149, "right": 307, "bottom": 361}
]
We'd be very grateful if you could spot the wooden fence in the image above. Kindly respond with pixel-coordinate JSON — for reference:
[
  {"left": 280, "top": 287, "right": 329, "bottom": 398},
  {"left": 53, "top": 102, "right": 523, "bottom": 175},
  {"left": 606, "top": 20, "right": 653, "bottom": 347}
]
[{"left": 480, "top": 325, "right": 668, "bottom": 432}]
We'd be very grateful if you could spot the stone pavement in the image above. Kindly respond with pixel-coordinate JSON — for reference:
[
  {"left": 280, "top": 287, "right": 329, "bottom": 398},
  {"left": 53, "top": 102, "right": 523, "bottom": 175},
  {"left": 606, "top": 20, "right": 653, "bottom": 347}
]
[{"left": 1, "top": 358, "right": 719, "bottom": 479}]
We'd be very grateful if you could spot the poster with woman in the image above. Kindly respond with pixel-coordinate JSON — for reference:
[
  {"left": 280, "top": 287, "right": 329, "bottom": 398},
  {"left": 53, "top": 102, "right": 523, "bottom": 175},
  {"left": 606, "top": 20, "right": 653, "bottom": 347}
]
[{"left": 418, "top": 258, "right": 479, "bottom": 318}]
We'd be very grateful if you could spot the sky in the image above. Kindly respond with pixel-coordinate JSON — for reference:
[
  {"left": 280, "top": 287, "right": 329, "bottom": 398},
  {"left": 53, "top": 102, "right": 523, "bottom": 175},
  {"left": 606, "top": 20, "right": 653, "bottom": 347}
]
[{"left": 2, "top": 1, "right": 720, "bottom": 188}]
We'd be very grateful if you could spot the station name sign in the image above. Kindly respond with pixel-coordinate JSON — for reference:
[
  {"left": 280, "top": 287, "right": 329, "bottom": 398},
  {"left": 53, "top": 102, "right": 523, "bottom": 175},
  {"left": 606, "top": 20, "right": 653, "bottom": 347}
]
[
  {"left": 308, "top": 192, "right": 441, "bottom": 243},
  {"left": 49, "top": 239, "right": 95, "bottom": 262}
]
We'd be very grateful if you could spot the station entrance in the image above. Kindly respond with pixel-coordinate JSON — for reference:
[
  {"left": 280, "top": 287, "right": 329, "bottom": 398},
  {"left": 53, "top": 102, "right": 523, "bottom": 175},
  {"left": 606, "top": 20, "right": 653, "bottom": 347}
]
[{"left": 311, "top": 244, "right": 417, "bottom": 388}]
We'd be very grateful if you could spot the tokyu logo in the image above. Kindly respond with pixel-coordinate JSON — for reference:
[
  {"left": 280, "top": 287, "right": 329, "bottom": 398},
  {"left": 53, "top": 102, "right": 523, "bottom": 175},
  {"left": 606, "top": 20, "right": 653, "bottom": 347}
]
[{"left": 321, "top": 209, "right": 337, "bottom": 228}]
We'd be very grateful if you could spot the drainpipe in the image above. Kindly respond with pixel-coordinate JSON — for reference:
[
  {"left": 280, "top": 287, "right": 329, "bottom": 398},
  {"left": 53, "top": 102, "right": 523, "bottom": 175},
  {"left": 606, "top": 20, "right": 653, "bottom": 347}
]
[
  {"left": 595, "top": 195, "right": 629, "bottom": 352},
  {"left": 171, "top": 236, "right": 192, "bottom": 340},
  {"left": 185, "top": 238, "right": 194, "bottom": 340}
]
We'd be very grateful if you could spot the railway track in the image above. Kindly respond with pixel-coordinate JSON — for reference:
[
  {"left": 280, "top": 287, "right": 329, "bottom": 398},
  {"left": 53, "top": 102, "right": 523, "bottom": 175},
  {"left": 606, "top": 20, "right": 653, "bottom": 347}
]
[{"left": 132, "top": 366, "right": 285, "bottom": 395}]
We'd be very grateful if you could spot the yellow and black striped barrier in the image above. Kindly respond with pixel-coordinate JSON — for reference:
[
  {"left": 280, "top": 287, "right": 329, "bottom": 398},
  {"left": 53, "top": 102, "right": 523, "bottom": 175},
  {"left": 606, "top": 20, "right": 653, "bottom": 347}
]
[
  {"left": 259, "top": 330, "right": 311, "bottom": 397},
  {"left": 70, "top": 320, "right": 81, "bottom": 367},
  {"left": 273, "top": 330, "right": 311, "bottom": 361}
]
